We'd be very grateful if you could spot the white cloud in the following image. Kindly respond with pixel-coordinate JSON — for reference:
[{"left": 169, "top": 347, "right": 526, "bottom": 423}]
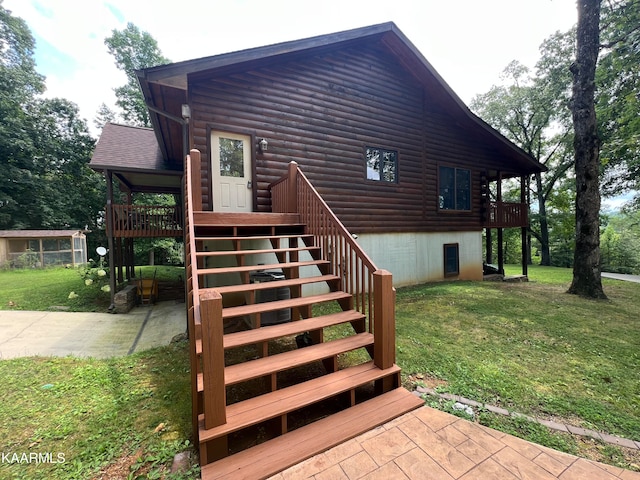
[{"left": 4, "top": 0, "right": 578, "bottom": 135}]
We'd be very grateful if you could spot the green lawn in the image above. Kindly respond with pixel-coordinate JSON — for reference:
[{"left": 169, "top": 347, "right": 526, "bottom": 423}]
[
  {"left": 395, "top": 265, "right": 640, "bottom": 470},
  {"left": 0, "top": 265, "right": 184, "bottom": 312},
  {"left": 0, "top": 343, "right": 197, "bottom": 480},
  {"left": 0, "top": 264, "right": 638, "bottom": 476}
]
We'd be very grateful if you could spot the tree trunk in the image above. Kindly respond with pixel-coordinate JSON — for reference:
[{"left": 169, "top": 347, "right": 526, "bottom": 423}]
[
  {"left": 567, "top": 0, "right": 607, "bottom": 299},
  {"left": 534, "top": 172, "right": 551, "bottom": 266}
]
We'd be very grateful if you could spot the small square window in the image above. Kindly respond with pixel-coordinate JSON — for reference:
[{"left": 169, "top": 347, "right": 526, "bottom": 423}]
[
  {"left": 366, "top": 147, "right": 397, "bottom": 183},
  {"left": 444, "top": 243, "right": 459, "bottom": 277}
]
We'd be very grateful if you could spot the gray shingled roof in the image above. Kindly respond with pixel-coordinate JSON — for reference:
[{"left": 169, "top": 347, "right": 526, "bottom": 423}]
[
  {"left": 0, "top": 230, "right": 86, "bottom": 238},
  {"left": 90, "top": 123, "right": 169, "bottom": 172}
]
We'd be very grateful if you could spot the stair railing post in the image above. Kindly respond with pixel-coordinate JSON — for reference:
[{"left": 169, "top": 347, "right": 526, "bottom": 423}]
[
  {"left": 200, "top": 290, "right": 226, "bottom": 429},
  {"left": 190, "top": 149, "right": 203, "bottom": 211},
  {"left": 373, "top": 269, "right": 395, "bottom": 370},
  {"left": 287, "top": 161, "right": 298, "bottom": 213}
]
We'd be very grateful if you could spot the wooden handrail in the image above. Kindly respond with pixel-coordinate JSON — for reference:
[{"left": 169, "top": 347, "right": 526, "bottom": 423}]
[
  {"left": 111, "top": 204, "right": 182, "bottom": 237},
  {"left": 270, "top": 161, "right": 394, "bottom": 369},
  {"left": 486, "top": 201, "right": 528, "bottom": 228},
  {"left": 185, "top": 149, "right": 227, "bottom": 436}
]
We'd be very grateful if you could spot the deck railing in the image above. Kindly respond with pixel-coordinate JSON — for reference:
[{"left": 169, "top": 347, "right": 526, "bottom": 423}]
[
  {"left": 271, "top": 162, "right": 396, "bottom": 370},
  {"left": 111, "top": 204, "right": 183, "bottom": 237},
  {"left": 485, "top": 202, "right": 528, "bottom": 228}
]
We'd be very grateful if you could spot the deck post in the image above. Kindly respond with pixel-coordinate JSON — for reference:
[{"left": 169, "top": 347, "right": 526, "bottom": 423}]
[
  {"left": 521, "top": 175, "right": 529, "bottom": 277},
  {"left": 373, "top": 269, "right": 395, "bottom": 370},
  {"left": 190, "top": 149, "right": 203, "bottom": 211},
  {"left": 200, "top": 290, "right": 226, "bottom": 429},
  {"left": 287, "top": 161, "right": 298, "bottom": 213}
]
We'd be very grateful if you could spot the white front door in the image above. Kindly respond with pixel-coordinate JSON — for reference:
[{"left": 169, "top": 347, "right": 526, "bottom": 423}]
[{"left": 211, "top": 132, "right": 253, "bottom": 212}]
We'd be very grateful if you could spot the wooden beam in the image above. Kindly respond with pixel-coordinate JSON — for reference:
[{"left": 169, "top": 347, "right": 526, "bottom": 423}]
[
  {"left": 373, "top": 270, "right": 395, "bottom": 370},
  {"left": 190, "top": 149, "right": 203, "bottom": 211},
  {"left": 200, "top": 290, "right": 226, "bottom": 430},
  {"left": 287, "top": 161, "right": 298, "bottom": 214}
]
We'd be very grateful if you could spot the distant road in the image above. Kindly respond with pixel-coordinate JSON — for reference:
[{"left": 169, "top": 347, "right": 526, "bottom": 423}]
[{"left": 602, "top": 272, "right": 640, "bottom": 284}]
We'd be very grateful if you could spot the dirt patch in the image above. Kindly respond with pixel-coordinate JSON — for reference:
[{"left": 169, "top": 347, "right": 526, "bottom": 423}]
[{"left": 91, "top": 449, "right": 151, "bottom": 480}]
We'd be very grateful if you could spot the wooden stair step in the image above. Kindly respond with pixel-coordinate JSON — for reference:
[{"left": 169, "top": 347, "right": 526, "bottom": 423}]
[
  {"left": 224, "top": 310, "right": 364, "bottom": 349},
  {"left": 201, "top": 274, "right": 339, "bottom": 295},
  {"left": 195, "top": 234, "right": 315, "bottom": 243},
  {"left": 195, "top": 309, "right": 363, "bottom": 355},
  {"left": 198, "top": 362, "right": 401, "bottom": 442},
  {"left": 225, "top": 333, "right": 372, "bottom": 386},
  {"left": 199, "top": 388, "right": 424, "bottom": 480},
  {"left": 222, "top": 291, "right": 351, "bottom": 319},
  {"left": 196, "top": 245, "right": 320, "bottom": 257},
  {"left": 197, "top": 333, "right": 374, "bottom": 391},
  {"left": 193, "top": 211, "right": 301, "bottom": 226},
  {"left": 198, "top": 259, "right": 329, "bottom": 276}
]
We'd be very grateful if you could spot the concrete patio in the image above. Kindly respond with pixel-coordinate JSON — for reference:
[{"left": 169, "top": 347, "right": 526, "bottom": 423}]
[{"left": 271, "top": 405, "right": 640, "bottom": 480}]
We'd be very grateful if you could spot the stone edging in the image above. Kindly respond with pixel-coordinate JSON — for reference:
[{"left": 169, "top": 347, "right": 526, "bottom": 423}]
[{"left": 415, "top": 386, "right": 640, "bottom": 450}]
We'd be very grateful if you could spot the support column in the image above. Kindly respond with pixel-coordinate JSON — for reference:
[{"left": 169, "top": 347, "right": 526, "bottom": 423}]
[
  {"left": 496, "top": 172, "right": 504, "bottom": 275},
  {"left": 521, "top": 175, "right": 528, "bottom": 277},
  {"left": 486, "top": 228, "right": 493, "bottom": 265},
  {"left": 105, "top": 170, "right": 116, "bottom": 308}
]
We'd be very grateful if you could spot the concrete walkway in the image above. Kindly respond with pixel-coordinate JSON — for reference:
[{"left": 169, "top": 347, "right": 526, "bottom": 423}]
[
  {"left": 0, "top": 301, "right": 186, "bottom": 359},
  {"left": 602, "top": 272, "right": 640, "bottom": 284}
]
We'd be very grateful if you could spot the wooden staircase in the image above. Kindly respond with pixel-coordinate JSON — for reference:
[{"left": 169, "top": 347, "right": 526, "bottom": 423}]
[{"left": 184, "top": 152, "right": 423, "bottom": 480}]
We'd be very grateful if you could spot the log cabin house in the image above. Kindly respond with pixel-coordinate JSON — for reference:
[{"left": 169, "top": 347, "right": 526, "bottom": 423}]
[{"left": 91, "top": 22, "right": 544, "bottom": 479}]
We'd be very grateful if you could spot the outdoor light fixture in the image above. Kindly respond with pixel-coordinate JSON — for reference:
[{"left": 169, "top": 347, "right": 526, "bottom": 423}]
[
  {"left": 181, "top": 104, "right": 191, "bottom": 119},
  {"left": 258, "top": 138, "right": 268, "bottom": 153}
]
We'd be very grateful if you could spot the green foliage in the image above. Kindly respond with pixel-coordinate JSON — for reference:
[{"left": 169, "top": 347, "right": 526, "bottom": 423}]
[
  {"left": 104, "top": 23, "right": 170, "bottom": 127},
  {"left": 598, "top": 0, "right": 640, "bottom": 202},
  {"left": 78, "top": 256, "right": 111, "bottom": 296},
  {"left": 470, "top": 55, "right": 575, "bottom": 267},
  {"left": 10, "top": 249, "right": 39, "bottom": 269},
  {"left": 601, "top": 211, "right": 640, "bottom": 273},
  {"left": 0, "top": 5, "right": 105, "bottom": 232}
]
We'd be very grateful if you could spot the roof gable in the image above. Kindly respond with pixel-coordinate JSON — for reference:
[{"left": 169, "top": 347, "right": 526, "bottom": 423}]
[{"left": 135, "top": 22, "right": 544, "bottom": 175}]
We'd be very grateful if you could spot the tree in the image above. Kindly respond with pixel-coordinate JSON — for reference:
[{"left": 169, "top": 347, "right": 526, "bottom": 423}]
[
  {"left": 567, "top": 0, "right": 607, "bottom": 298},
  {"left": 471, "top": 58, "right": 573, "bottom": 266},
  {"left": 1, "top": 3, "right": 105, "bottom": 232},
  {"left": 93, "top": 102, "right": 118, "bottom": 132},
  {"left": 104, "top": 23, "right": 170, "bottom": 127},
  {"left": 597, "top": 0, "right": 640, "bottom": 206},
  {"left": 0, "top": 1, "right": 45, "bottom": 228},
  {"left": 32, "top": 98, "right": 104, "bottom": 231}
]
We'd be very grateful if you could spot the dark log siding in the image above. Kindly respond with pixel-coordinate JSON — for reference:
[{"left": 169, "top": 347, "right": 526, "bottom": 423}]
[{"left": 189, "top": 41, "right": 509, "bottom": 234}]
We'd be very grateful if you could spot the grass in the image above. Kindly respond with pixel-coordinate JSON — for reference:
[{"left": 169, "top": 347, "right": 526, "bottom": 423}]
[
  {"left": 0, "top": 265, "right": 184, "bottom": 312},
  {"left": 1, "top": 264, "right": 639, "bottom": 475},
  {"left": 0, "top": 341, "right": 197, "bottom": 480},
  {"left": 396, "top": 265, "right": 640, "bottom": 471}
]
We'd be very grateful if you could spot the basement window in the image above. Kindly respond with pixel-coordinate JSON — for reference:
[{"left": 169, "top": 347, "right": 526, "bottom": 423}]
[
  {"left": 444, "top": 243, "right": 460, "bottom": 277},
  {"left": 366, "top": 147, "right": 397, "bottom": 183}
]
